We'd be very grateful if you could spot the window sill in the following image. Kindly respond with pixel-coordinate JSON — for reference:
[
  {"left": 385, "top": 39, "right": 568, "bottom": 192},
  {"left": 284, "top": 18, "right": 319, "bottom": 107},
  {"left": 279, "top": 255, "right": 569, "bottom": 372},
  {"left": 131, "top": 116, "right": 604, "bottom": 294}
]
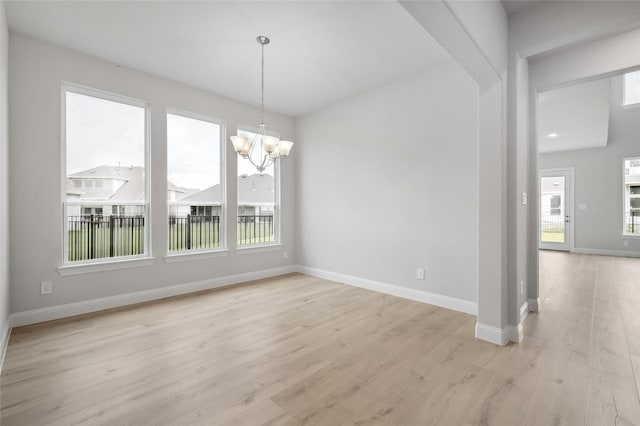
[
  {"left": 622, "top": 102, "right": 640, "bottom": 110},
  {"left": 622, "top": 233, "right": 640, "bottom": 239},
  {"left": 58, "top": 257, "right": 155, "bottom": 276},
  {"left": 236, "top": 243, "right": 282, "bottom": 255},
  {"left": 164, "top": 249, "right": 229, "bottom": 263}
]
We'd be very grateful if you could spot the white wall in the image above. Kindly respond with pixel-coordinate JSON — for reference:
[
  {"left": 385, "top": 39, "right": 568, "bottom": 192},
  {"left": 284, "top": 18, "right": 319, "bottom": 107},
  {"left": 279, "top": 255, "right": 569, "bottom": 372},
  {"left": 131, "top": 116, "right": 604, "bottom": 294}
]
[
  {"left": 0, "top": 1, "right": 10, "bottom": 356},
  {"left": 538, "top": 76, "right": 640, "bottom": 254},
  {"left": 389, "top": 0, "right": 510, "bottom": 342},
  {"left": 9, "top": 34, "right": 296, "bottom": 314},
  {"left": 296, "top": 62, "right": 479, "bottom": 304}
]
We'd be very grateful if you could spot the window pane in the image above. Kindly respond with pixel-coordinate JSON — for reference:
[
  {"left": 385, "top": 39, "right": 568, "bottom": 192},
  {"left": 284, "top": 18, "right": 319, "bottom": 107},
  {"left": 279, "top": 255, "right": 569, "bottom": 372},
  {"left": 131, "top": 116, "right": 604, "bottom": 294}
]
[
  {"left": 631, "top": 186, "right": 640, "bottom": 195},
  {"left": 624, "top": 71, "right": 640, "bottom": 106},
  {"left": 167, "top": 113, "right": 221, "bottom": 252},
  {"left": 237, "top": 129, "right": 276, "bottom": 246},
  {"left": 65, "top": 90, "right": 147, "bottom": 262}
]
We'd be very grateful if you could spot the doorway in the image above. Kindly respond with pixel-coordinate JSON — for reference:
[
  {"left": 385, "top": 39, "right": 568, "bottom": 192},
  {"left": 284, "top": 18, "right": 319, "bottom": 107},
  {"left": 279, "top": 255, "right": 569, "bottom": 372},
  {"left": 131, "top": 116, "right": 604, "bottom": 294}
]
[{"left": 539, "top": 168, "right": 574, "bottom": 251}]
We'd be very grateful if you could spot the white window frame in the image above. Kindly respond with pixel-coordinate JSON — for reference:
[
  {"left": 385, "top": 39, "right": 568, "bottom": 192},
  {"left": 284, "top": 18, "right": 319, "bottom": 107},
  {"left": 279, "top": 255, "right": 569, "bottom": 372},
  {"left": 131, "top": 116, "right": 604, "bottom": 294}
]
[
  {"left": 623, "top": 156, "right": 640, "bottom": 237},
  {"left": 622, "top": 70, "right": 640, "bottom": 108},
  {"left": 235, "top": 125, "right": 281, "bottom": 249},
  {"left": 165, "top": 108, "right": 227, "bottom": 258},
  {"left": 60, "top": 83, "right": 152, "bottom": 267}
]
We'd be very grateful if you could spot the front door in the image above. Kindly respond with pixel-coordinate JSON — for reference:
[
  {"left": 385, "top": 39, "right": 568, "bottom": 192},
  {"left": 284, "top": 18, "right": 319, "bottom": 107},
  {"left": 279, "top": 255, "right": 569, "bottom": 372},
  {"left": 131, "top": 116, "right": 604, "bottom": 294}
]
[{"left": 540, "top": 169, "right": 572, "bottom": 251}]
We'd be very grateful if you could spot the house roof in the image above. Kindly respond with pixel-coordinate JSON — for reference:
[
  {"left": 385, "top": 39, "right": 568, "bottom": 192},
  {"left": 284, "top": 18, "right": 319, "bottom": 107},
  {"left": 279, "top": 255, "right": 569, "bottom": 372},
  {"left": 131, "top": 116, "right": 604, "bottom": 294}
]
[
  {"left": 69, "top": 165, "right": 136, "bottom": 181},
  {"left": 68, "top": 166, "right": 274, "bottom": 205},
  {"left": 68, "top": 165, "right": 197, "bottom": 202},
  {"left": 183, "top": 173, "right": 274, "bottom": 205}
]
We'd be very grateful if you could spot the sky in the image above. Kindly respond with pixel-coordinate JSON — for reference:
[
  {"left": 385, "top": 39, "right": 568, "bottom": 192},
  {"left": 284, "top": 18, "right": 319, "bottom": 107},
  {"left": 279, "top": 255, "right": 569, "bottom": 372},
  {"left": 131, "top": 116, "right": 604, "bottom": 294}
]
[
  {"left": 66, "top": 92, "right": 145, "bottom": 175},
  {"left": 167, "top": 113, "right": 220, "bottom": 189},
  {"left": 66, "top": 91, "right": 274, "bottom": 193}
]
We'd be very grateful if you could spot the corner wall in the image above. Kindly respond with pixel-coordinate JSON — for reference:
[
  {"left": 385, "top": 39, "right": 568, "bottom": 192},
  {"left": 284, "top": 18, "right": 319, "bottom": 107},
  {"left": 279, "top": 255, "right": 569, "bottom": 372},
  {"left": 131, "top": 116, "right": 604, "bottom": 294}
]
[
  {"left": 295, "top": 63, "right": 479, "bottom": 308},
  {"left": 8, "top": 34, "right": 296, "bottom": 315},
  {"left": 0, "top": 0, "right": 10, "bottom": 362}
]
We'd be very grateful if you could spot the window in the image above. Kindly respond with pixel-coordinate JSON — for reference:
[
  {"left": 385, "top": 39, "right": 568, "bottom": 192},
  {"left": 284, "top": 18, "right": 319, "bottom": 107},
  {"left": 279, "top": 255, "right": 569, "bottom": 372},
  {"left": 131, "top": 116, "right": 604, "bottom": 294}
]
[
  {"left": 64, "top": 87, "right": 148, "bottom": 263},
  {"left": 623, "top": 70, "right": 640, "bottom": 106},
  {"left": 236, "top": 128, "right": 278, "bottom": 246},
  {"left": 167, "top": 111, "right": 224, "bottom": 253},
  {"left": 624, "top": 158, "right": 640, "bottom": 235},
  {"left": 112, "top": 205, "right": 125, "bottom": 216}
]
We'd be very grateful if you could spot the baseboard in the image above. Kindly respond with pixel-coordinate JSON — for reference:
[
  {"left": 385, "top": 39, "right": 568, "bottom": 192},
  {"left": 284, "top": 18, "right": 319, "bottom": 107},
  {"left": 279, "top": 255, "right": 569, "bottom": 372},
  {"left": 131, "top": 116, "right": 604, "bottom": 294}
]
[
  {"left": 528, "top": 297, "right": 540, "bottom": 312},
  {"left": 10, "top": 265, "right": 297, "bottom": 327},
  {"left": 475, "top": 321, "right": 523, "bottom": 345},
  {"left": 507, "top": 323, "right": 524, "bottom": 343},
  {"left": 571, "top": 248, "right": 640, "bottom": 258},
  {"left": 520, "top": 301, "right": 529, "bottom": 323},
  {"left": 0, "top": 318, "right": 10, "bottom": 373},
  {"left": 296, "top": 265, "right": 477, "bottom": 315},
  {"left": 475, "top": 322, "right": 507, "bottom": 345}
]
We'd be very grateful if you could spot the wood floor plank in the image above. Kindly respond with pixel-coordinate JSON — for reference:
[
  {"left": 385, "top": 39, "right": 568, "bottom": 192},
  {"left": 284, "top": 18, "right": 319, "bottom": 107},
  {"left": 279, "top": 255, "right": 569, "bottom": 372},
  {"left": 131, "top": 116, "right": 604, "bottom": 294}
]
[
  {"left": 2, "top": 253, "right": 640, "bottom": 425},
  {"left": 586, "top": 368, "right": 640, "bottom": 426}
]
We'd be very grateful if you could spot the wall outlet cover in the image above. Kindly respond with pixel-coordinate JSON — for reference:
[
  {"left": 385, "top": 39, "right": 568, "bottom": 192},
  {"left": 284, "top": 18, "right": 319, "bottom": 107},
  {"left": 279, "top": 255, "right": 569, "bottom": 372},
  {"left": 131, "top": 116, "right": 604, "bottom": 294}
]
[
  {"left": 40, "top": 281, "right": 53, "bottom": 295},
  {"left": 417, "top": 268, "right": 425, "bottom": 280}
]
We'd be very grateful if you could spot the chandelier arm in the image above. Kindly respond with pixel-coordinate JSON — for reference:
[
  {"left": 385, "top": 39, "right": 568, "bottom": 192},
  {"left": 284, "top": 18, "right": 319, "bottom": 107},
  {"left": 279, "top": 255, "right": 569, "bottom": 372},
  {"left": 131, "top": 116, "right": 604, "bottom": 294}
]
[
  {"left": 266, "top": 157, "right": 275, "bottom": 169},
  {"left": 259, "top": 154, "right": 269, "bottom": 172}
]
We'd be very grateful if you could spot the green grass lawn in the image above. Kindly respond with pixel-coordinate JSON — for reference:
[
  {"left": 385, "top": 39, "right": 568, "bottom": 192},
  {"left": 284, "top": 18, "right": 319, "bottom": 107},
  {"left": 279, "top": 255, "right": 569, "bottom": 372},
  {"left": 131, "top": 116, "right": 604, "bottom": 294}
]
[
  {"left": 168, "top": 222, "right": 221, "bottom": 252},
  {"left": 541, "top": 231, "right": 564, "bottom": 243},
  {"left": 68, "top": 222, "right": 274, "bottom": 261},
  {"left": 237, "top": 223, "right": 274, "bottom": 246},
  {"left": 68, "top": 226, "right": 145, "bottom": 261}
]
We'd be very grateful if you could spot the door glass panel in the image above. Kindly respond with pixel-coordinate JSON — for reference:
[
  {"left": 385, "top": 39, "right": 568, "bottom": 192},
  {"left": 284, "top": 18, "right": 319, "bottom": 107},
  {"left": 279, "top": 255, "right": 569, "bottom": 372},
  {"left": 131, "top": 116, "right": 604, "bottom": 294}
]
[{"left": 541, "top": 176, "right": 565, "bottom": 243}]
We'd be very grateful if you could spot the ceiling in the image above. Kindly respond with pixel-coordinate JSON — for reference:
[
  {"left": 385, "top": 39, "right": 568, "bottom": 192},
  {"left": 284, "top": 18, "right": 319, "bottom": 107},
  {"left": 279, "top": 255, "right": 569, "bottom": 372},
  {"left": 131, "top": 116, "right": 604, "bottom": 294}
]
[
  {"left": 5, "top": 1, "right": 452, "bottom": 117},
  {"left": 537, "top": 77, "right": 611, "bottom": 154},
  {"left": 501, "top": 1, "right": 543, "bottom": 16}
]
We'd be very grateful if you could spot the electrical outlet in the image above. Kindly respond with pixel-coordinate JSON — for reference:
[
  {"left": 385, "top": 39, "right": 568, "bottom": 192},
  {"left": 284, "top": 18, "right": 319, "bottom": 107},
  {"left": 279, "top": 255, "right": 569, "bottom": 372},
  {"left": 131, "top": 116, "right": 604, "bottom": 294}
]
[
  {"left": 623, "top": 240, "right": 630, "bottom": 247},
  {"left": 520, "top": 280, "right": 524, "bottom": 295},
  {"left": 283, "top": 250, "right": 288, "bottom": 259},
  {"left": 41, "top": 281, "right": 53, "bottom": 295},
  {"left": 417, "top": 268, "right": 425, "bottom": 280},
  {"left": 521, "top": 192, "right": 528, "bottom": 206}
]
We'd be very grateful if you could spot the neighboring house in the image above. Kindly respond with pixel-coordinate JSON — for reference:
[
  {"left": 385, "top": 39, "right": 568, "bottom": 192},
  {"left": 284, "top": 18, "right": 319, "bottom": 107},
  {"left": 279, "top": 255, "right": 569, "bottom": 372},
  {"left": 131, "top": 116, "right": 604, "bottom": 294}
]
[
  {"left": 66, "top": 165, "right": 196, "bottom": 217},
  {"left": 179, "top": 173, "right": 275, "bottom": 218},
  {"left": 67, "top": 166, "right": 274, "bottom": 219},
  {"left": 625, "top": 159, "right": 640, "bottom": 232}
]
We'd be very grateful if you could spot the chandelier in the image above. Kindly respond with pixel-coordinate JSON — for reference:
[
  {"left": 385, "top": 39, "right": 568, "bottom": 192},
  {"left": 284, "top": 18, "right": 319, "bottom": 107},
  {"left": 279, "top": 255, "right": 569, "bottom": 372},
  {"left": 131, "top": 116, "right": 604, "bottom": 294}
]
[{"left": 230, "top": 36, "right": 294, "bottom": 173}]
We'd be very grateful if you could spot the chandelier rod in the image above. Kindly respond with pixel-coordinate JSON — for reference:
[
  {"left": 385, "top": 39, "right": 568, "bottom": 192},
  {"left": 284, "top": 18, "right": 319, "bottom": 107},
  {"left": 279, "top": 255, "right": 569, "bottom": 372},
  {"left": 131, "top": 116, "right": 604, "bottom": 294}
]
[{"left": 261, "top": 40, "right": 265, "bottom": 126}]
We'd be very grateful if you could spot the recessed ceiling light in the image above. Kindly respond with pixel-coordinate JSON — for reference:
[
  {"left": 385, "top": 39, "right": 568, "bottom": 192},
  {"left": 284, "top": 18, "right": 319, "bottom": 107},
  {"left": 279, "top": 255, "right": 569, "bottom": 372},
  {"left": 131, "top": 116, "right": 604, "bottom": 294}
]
[{"left": 547, "top": 132, "right": 559, "bottom": 138}]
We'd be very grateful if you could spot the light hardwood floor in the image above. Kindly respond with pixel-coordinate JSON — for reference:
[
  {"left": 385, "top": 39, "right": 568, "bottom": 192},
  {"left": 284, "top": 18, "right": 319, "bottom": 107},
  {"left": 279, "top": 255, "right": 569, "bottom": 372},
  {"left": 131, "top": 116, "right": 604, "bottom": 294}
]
[{"left": 1, "top": 251, "right": 640, "bottom": 425}]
